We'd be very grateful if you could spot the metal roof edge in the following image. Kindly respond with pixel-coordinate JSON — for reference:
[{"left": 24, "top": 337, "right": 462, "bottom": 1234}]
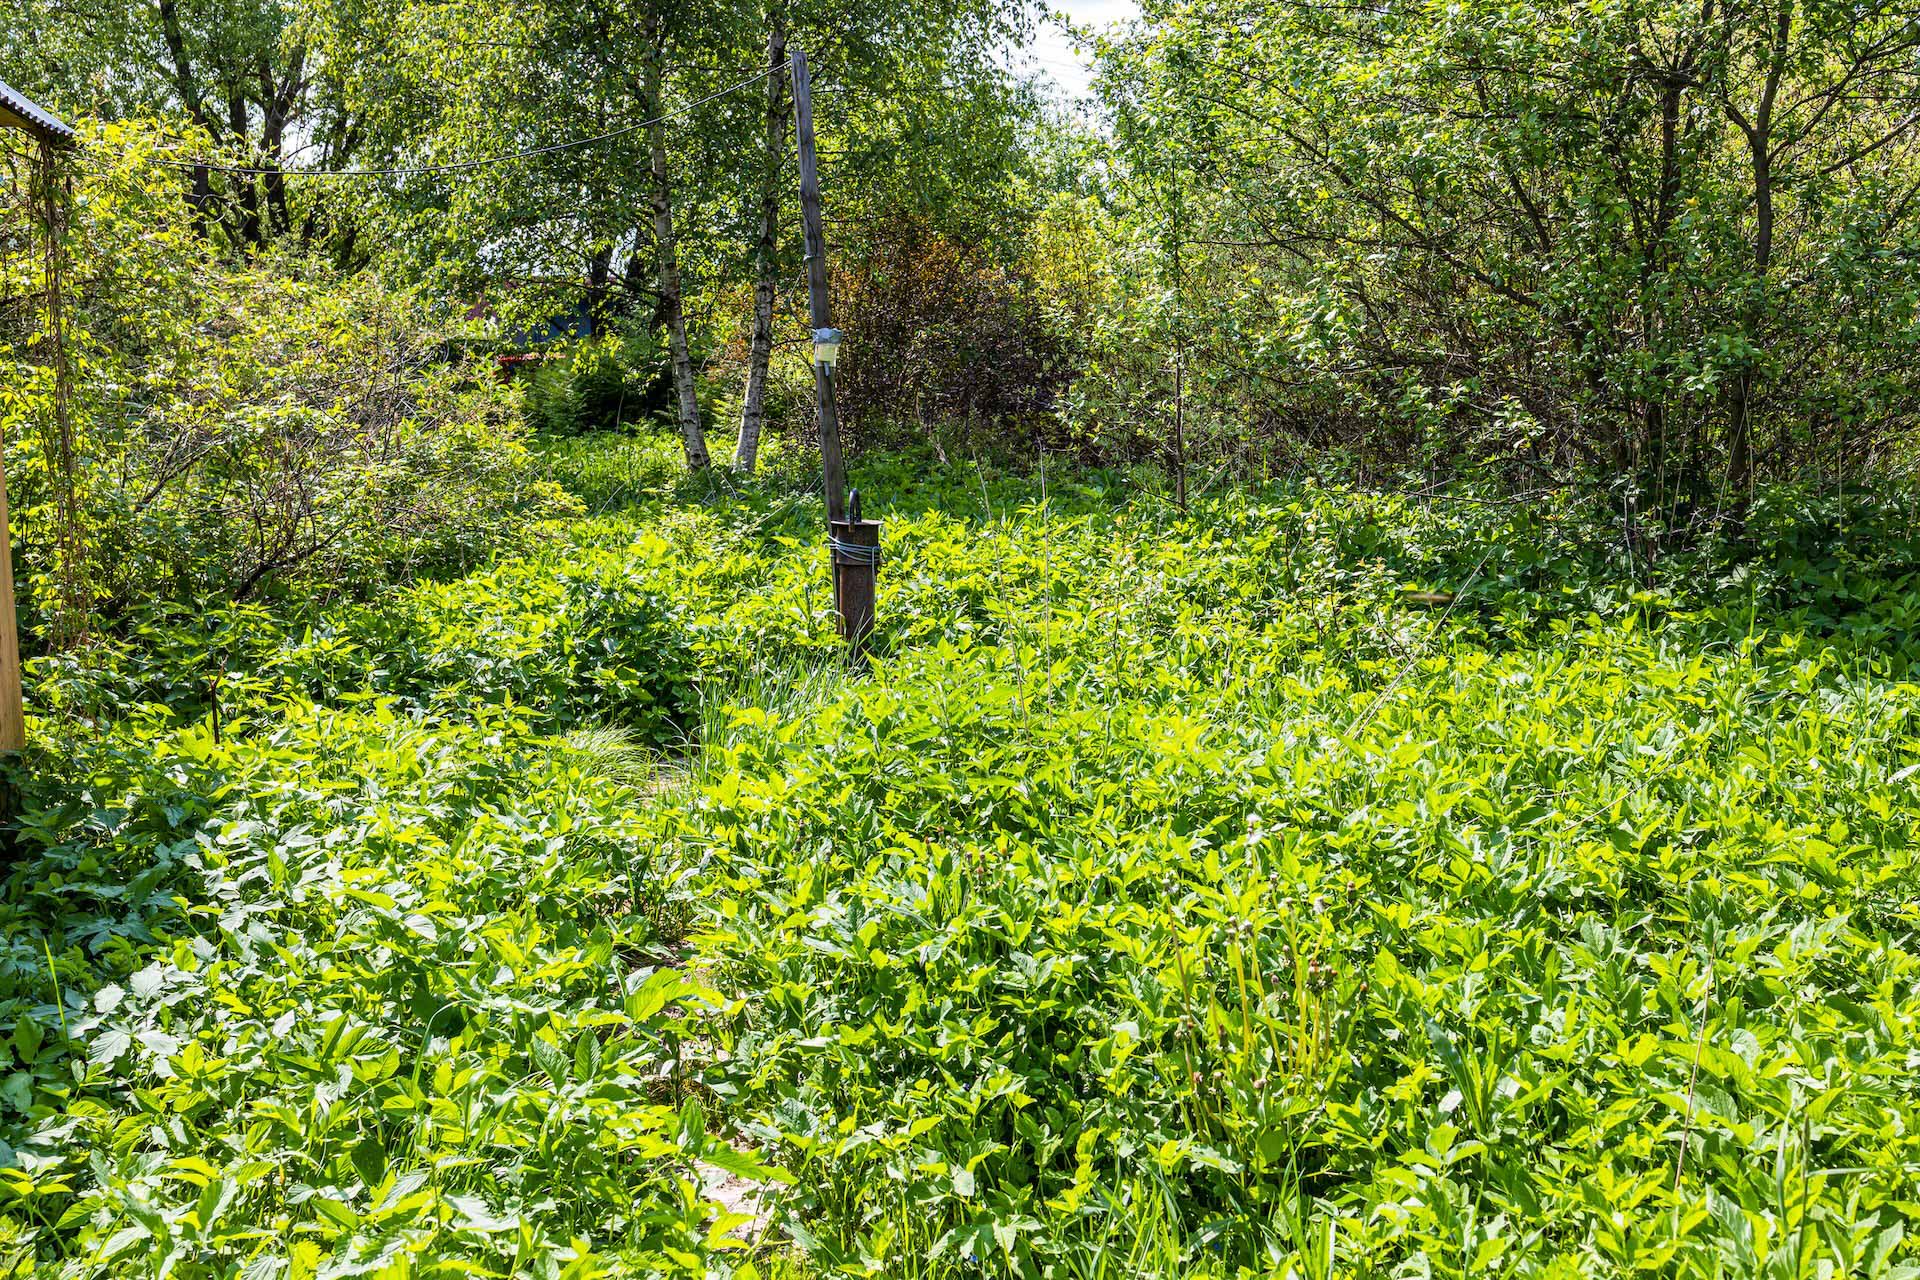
[{"left": 0, "top": 78, "right": 76, "bottom": 148}]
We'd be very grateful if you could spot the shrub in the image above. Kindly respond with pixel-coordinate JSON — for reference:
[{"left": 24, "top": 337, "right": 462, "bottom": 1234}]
[
  {"left": 0, "top": 119, "right": 572, "bottom": 643},
  {"left": 833, "top": 216, "right": 1070, "bottom": 451},
  {"left": 523, "top": 330, "right": 675, "bottom": 436}
]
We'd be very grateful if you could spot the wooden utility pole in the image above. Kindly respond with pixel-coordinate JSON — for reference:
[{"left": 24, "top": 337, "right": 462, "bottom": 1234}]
[
  {"left": 791, "top": 47, "right": 845, "bottom": 524},
  {"left": 791, "top": 47, "right": 880, "bottom": 653}
]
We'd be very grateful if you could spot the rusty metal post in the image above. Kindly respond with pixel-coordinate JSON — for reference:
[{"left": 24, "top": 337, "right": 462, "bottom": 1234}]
[{"left": 830, "top": 490, "right": 880, "bottom": 654}]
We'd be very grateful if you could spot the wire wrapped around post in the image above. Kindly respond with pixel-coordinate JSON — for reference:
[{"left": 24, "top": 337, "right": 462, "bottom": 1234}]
[{"left": 826, "top": 534, "right": 881, "bottom": 567}]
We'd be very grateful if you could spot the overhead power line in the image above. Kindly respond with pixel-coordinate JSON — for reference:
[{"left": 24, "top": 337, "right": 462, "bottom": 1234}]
[{"left": 165, "top": 58, "right": 788, "bottom": 180}]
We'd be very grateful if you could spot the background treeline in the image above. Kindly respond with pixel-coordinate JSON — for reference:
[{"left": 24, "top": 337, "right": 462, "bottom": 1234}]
[
  {"left": 1086, "top": 0, "right": 1920, "bottom": 529},
  {"left": 6, "top": 0, "right": 1920, "bottom": 645}
]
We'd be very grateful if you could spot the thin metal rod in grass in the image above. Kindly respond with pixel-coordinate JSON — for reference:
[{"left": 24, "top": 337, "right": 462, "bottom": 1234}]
[{"left": 1347, "top": 537, "right": 1499, "bottom": 737}]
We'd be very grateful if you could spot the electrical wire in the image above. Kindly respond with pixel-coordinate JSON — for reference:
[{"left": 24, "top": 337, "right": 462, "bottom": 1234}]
[{"left": 164, "top": 57, "right": 789, "bottom": 181}]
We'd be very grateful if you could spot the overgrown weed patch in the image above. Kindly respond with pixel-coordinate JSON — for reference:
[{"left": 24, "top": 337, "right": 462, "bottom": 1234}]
[{"left": 6, "top": 451, "right": 1920, "bottom": 1277}]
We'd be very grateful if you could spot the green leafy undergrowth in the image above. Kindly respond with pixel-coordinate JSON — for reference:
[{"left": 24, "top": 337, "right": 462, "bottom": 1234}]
[
  {"left": 8, "top": 449, "right": 1920, "bottom": 1278},
  {"left": 694, "top": 616, "right": 1920, "bottom": 1277},
  {"left": 1, "top": 703, "right": 779, "bottom": 1277}
]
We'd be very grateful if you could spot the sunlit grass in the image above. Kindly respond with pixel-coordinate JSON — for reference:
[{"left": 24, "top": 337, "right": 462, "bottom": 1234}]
[{"left": 8, "top": 440, "right": 1920, "bottom": 1277}]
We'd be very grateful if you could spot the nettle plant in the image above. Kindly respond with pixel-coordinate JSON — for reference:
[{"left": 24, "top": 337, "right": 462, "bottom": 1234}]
[
  {"left": 3, "top": 450, "right": 1920, "bottom": 1277},
  {"left": 2, "top": 698, "right": 783, "bottom": 1278}
]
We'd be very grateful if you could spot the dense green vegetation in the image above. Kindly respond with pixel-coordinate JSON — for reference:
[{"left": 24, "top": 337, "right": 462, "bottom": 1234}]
[
  {"left": 2, "top": 437, "right": 1918, "bottom": 1276},
  {"left": 8, "top": 0, "right": 1920, "bottom": 1272},
  {"left": 1085, "top": 0, "right": 1920, "bottom": 513}
]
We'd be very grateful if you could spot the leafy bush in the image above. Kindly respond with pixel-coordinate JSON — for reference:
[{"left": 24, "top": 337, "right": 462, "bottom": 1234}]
[
  {"left": 523, "top": 331, "right": 675, "bottom": 437},
  {"left": 0, "top": 120, "right": 572, "bottom": 643},
  {"left": 834, "top": 217, "right": 1070, "bottom": 450},
  {"left": 1085, "top": 0, "right": 1920, "bottom": 507}
]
